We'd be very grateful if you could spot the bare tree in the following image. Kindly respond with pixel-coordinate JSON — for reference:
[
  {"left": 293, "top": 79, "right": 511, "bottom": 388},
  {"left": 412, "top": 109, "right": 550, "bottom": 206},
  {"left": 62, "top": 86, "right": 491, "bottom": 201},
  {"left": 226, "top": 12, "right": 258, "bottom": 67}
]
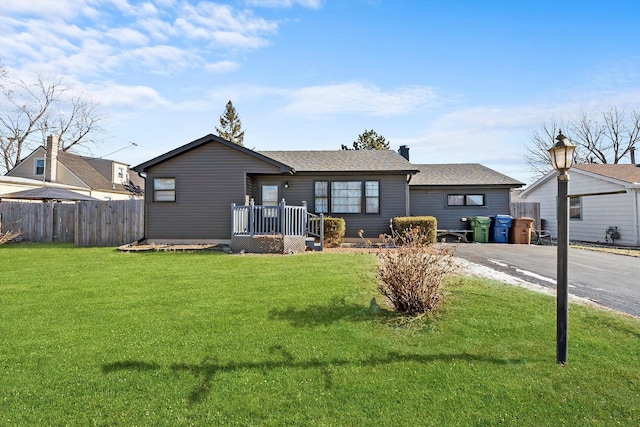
[
  {"left": 0, "top": 69, "right": 104, "bottom": 172},
  {"left": 524, "top": 107, "right": 640, "bottom": 180}
]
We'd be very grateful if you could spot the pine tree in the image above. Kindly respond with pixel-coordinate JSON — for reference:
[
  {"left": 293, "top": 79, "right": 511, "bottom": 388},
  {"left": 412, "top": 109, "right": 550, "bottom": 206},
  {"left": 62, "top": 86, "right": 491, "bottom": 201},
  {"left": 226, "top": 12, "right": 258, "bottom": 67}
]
[
  {"left": 215, "top": 100, "right": 245, "bottom": 146},
  {"left": 341, "top": 129, "right": 389, "bottom": 150}
]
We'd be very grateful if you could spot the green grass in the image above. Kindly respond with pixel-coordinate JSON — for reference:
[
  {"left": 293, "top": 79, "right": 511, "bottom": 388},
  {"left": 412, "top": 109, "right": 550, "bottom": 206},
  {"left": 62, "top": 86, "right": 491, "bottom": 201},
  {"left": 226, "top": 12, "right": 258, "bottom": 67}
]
[{"left": 1, "top": 244, "right": 639, "bottom": 426}]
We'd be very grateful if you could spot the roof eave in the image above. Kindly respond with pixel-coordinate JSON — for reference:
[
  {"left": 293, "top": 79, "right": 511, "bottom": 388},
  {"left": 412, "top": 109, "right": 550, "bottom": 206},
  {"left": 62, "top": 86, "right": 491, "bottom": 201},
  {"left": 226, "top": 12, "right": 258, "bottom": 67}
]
[{"left": 132, "top": 134, "right": 294, "bottom": 174}]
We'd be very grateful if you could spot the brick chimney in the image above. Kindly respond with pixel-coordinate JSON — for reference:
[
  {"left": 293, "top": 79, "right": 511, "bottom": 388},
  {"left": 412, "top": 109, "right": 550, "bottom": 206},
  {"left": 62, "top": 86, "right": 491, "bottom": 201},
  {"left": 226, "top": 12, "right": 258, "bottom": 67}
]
[
  {"left": 398, "top": 145, "right": 410, "bottom": 161},
  {"left": 45, "top": 135, "right": 59, "bottom": 182}
]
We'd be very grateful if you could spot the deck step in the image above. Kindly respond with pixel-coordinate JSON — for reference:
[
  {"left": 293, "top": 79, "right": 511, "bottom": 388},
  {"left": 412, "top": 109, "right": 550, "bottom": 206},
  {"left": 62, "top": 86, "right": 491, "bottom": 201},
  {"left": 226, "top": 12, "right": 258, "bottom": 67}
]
[{"left": 305, "top": 237, "right": 322, "bottom": 251}]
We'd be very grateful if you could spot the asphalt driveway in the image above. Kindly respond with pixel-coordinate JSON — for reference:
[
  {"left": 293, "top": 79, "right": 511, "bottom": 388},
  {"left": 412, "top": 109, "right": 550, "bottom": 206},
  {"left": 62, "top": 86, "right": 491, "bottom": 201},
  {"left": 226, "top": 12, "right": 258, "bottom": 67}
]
[{"left": 452, "top": 243, "right": 640, "bottom": 318}]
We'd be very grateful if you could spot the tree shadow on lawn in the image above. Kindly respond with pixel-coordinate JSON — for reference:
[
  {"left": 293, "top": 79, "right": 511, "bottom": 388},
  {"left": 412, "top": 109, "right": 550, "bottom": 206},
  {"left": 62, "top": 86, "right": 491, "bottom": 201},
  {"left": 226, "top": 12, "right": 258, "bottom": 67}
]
[
  {"left": 103, "top": 346, "right": 526, "bottom": 404},
  {"left": 268, "top": 296, "right": 396, "bottom": 327}
]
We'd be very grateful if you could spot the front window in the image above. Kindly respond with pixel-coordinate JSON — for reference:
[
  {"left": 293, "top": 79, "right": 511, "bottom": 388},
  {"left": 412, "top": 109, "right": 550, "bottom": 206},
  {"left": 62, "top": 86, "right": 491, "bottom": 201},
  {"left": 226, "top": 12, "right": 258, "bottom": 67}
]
[
  {"left": 35, "top": 159, "right": 45, "bottom": 175},
  {"left": 153, "top": 178, "right": 175, "bottom": 202},
  {"left": 117, "top": 167, "right": 125, "bottom": 180},
  {"left": 331, "top": 181, "right": 362, "bottom": 213},
  {"left": 447, "top": 194, "right": 485, "bottom": 206},
  {"left": 570, "top": 196, "right": 581, "bottom": 219},
  {"left": 313, "top": 180, "right": 380, "bottom": 214}
]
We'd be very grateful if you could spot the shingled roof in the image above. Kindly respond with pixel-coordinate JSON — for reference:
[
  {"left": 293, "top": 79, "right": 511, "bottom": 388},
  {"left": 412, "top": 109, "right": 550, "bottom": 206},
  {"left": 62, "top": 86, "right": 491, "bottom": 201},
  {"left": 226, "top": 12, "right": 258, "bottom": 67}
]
[
  {"left": 410, "top": 164, "right": 524, "bottom": 187},
  {"left": 258, "top": 150, "right": 419, "bottom": 173},
  {"left": 572, "top": 164, "right": 640, "bottom": 184},
  {"left": 56, "top": 151, "right": 144, "bottom": 193}
]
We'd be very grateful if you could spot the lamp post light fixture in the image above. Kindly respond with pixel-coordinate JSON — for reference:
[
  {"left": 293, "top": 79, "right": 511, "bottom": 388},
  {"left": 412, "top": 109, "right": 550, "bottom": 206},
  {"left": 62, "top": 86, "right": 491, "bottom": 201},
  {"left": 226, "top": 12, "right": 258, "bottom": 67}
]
[{"left": 548, "top": 130, "right": 576, "bottom": 365}]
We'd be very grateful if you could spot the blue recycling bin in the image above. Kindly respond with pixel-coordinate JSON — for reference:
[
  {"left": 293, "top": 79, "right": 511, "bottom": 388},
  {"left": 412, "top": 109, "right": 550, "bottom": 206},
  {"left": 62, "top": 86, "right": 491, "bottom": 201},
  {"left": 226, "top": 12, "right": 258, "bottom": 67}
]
[{"left": 490, "top": 215, "right": 513, "bottom": 243}]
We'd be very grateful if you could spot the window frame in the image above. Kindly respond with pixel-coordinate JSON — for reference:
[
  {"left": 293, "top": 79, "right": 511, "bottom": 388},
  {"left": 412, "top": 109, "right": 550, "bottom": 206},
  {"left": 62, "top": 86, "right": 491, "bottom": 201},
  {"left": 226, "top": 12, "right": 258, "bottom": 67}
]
[
  {"left": 35, "top": 158, "right": 45, "bottom": 175},
  {"left": 313, "top": 179, "right": 380, "bottom": 215},
  {"left": 153, "top": 177, "right": 176, "bottom": 202},
  {"left": 446, "top": 193, "right": 486, "bottom": 207},
  {"left": 569, "top": 196, "right": 582, "bottom": 220}
]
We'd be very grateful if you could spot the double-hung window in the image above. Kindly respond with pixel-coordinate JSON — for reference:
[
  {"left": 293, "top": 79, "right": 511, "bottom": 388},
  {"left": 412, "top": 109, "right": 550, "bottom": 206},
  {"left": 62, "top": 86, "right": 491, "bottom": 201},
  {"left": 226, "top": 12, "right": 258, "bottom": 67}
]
[
  {"left": 314, "top": 180, "right": 379, "bottom": 214},
  {"left": 153, "top": 178, "right": 176, "bottom": 202},
  {"left": 35, "top": 159, "right": 45, "bottom": 175},
  {"left": 569, "top": 196, "right": 582, "bottom": 219}
]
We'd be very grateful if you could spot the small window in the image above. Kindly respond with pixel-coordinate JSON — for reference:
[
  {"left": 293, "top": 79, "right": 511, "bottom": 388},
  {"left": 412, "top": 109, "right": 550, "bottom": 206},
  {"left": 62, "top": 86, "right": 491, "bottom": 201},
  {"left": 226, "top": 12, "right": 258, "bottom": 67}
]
[
  {"left": 447, "top": 194, "right": 485, "bottom": 206},
  {"left": 153, "top": 178, "right": 175, "bottom": 202},
  {"left": 447, "top": 195, "right": 465, "bottom": 206},
  {"left": 117, "top": 167, "right": 125, "bottom": 179},
  {"left": 314, "top": 181, "right": 328, "bottom": 213},
  {"left": 365, "top": 181, "right": 379, "bottom": 214},
  {"left": 570, "top": 196, "right": 581, "bottom": 219},
  {"left": 35, "top": 159, "right": 45, "bottom": 175}
]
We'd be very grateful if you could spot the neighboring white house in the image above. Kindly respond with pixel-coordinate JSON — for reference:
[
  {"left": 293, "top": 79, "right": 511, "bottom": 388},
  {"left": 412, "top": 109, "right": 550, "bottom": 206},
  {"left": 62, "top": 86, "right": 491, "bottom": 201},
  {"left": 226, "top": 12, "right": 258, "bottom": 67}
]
[{"left": 520, "top": 164, "right": 640, "bottom": 246}]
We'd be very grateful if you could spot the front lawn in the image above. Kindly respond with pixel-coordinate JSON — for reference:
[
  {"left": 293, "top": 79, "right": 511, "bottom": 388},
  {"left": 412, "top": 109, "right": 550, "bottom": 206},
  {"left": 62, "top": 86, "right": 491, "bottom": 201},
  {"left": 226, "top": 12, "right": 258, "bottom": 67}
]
[{"left": 1, "top": 244, "right": 638, "bottom": 425}]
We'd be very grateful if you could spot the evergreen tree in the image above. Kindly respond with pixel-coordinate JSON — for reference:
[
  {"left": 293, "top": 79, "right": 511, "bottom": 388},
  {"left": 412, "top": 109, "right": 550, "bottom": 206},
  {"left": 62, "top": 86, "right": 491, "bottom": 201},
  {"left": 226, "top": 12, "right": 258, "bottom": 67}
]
[
  {"left": 341, "top": 129, "right": 389, "bottom": 150},
  {"left": 215, "top": 100, "right": 245, "bottom": 146}
]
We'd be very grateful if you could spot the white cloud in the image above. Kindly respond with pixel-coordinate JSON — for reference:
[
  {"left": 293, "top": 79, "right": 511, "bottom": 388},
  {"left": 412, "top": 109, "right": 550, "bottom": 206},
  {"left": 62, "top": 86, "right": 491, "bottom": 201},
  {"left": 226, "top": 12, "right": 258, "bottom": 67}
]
[
  {"left": 106, "top": 27, "right": 149, "bottom": 46},
  {"left": 1, "top": 0, "right": 281, "bottom": 79},
  {"left": 85, "top": 81, "right": 170, "bottom": 109},
  {"left": 0, "top": 0, "right": 99, "bottom": 20},
  {"left": 245, "top": 0, "right": 323, "bottom": 9},
  {"left": 280, "top": 82, "right": 440, "bottom": 116},
  {"left": 177, "top": 2, "right": 277, "bottom": 49},
  {"left": 120, "top": 45, "right": 201, "bottom": 74},
  {"left": 204, "top": 60, "right": 240, "bottom": 73}
]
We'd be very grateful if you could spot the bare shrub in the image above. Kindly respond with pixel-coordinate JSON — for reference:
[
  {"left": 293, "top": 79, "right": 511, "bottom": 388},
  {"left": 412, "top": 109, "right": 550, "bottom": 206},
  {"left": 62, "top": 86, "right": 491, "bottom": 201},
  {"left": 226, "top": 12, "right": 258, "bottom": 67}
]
[
  {"left": 368, "top": 226, "right": 455, "bottom": 316},
  {"left": 0, "top": 230, "right": 21, "bottom": 245}
]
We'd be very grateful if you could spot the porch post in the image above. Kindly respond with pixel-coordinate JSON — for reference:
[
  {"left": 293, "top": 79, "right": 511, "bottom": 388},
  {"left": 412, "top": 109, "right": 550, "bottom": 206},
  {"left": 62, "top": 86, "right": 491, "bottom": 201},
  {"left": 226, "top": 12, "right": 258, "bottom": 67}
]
[
  {"left": 280, "top": 199, "right": 286, "bottom": 236},
  {"left": 231, "top": 203, "right": 235, "bottom": 235},
  {"left": 319, "top": 213, "right": 324, "bottom": 251},
  {"left": 249, "top": 198, "right": 255, "bottom": 236}
]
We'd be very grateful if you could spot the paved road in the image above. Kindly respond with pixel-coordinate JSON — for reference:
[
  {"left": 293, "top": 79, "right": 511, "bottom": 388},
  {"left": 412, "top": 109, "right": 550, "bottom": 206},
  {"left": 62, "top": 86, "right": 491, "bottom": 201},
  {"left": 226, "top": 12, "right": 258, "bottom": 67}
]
[{"left": 452, "top": 243, "right": 640, "bottom": 318}]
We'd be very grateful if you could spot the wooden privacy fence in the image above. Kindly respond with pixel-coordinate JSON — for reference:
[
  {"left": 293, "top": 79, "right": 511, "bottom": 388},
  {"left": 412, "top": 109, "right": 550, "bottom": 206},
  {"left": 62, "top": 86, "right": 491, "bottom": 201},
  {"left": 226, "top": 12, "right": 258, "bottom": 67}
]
[
  {"left": 0, "top": 199, "right": 143, "bottom": 246},
  {"left": 510, "top": 202, "right": 542, "bottom": 230}
]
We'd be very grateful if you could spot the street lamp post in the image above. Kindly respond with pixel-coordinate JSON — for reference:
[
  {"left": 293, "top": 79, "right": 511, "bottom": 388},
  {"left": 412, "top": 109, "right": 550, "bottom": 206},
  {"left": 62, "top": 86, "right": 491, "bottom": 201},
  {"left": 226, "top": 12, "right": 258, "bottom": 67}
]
[{"left": 548, "top": 130, "right": 576, "bottom": 365}]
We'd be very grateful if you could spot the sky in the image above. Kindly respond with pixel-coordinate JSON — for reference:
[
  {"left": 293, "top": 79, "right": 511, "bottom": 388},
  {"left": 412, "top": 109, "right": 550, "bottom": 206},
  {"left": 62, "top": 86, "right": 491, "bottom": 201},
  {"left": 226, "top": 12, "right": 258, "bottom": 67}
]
[{"left": 2, "top": 0, "right": 640, "bottom": 184}]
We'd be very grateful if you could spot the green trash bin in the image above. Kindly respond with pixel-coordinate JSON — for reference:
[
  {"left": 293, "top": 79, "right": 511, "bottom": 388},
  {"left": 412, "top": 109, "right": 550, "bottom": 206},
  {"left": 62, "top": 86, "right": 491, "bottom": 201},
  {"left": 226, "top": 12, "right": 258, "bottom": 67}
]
[{"left": 470, "top": 216, "right": 491, "bottom": 243}]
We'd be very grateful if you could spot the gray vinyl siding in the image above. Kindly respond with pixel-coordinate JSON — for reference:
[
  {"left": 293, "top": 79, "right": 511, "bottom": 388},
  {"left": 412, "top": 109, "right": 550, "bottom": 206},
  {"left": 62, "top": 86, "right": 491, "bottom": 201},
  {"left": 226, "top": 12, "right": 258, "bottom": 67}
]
[
  {"left": 409, "top": 186, "right": 512, "bottom": 230},
  {"left": 144, "top": 142, "right": 282, "bottom": 240},
  {"left": 253, "top": 173, "right": 410, "bottom": 238}
]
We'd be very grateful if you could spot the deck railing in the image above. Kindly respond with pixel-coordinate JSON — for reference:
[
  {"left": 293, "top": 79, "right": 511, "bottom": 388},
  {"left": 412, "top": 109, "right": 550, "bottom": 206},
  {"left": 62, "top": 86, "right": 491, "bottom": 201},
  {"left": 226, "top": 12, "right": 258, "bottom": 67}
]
[{"left": 231, "top": 199, "right": 323, "bottom": 247}]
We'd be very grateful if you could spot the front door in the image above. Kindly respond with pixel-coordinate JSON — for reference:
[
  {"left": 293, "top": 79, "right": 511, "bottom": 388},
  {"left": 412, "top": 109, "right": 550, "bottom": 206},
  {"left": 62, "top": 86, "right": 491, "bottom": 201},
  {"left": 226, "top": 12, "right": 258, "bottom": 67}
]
[
  {"left": 261, "top": 184, "right": 279, "bottom": 223},
  {"left": 261, "top": 184, "right": 279, "bottom": 206}
]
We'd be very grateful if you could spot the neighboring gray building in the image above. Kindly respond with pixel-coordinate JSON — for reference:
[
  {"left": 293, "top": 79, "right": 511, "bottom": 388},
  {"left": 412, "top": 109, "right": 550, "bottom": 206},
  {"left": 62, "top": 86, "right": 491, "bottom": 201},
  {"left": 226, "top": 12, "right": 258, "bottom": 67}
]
[{"left": 409, "top": 164, "right": 524, "bottom": 230}]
